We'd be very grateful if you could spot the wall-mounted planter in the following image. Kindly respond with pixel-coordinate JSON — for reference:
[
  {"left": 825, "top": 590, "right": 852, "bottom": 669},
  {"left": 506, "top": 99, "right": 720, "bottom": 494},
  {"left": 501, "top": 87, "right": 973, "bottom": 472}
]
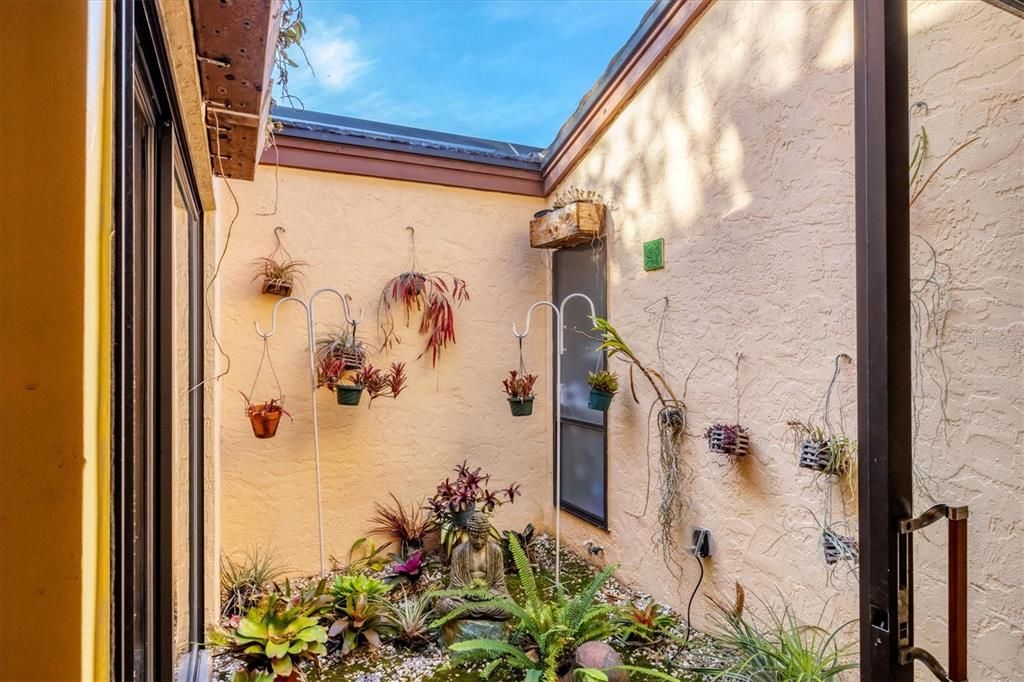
[
  {"left": 508, "top": 396, "right": 535, "bottom": 417},
  {"left": 799, "top": 439, "right": 832, "bottom": 472},
  {"left": 705, "top": 424, "right": 751, "bottom": 459},
  {"left": 588, "top": 388, "right": 614, "bottom": 412},
  {"left": 335, "top": 384, "right": 364, "bottom": 406},
  {"left": 249, "top": 405, "right": 283, "bottom": 439},
  {"left": 261, "top": 278, "right": 293, "bottom": 297},
  {"left": 823, "top": 533, "right": 859, "bottom": 565},
  {"left": 529, "top": 201, "right": 606, "bottom": 249}
]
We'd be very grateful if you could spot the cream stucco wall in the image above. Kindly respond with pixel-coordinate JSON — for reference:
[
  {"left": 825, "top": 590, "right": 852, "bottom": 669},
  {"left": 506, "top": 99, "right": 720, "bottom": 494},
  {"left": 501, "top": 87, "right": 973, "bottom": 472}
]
[
  {"left": 550, "top": 1, "right": 1022, "bottom": 680},
  {"left": 216, "top": 169, "right": 549, "bottom": 575}
]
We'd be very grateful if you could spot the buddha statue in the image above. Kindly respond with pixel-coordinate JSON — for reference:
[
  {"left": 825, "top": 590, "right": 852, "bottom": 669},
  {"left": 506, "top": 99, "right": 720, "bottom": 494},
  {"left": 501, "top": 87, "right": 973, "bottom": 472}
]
[{"left": 437, "top": 511, "right": 510, "bottom": 621}]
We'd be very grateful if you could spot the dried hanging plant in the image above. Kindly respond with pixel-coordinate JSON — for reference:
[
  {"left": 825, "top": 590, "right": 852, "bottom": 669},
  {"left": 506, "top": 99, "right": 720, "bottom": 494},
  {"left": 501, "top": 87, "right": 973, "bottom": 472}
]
[
  {"left": 377, "top": 227, "right": 469, "bottom": 366},
  {"left": 591, "top": 316, "right": 688, "bottom": 571}
]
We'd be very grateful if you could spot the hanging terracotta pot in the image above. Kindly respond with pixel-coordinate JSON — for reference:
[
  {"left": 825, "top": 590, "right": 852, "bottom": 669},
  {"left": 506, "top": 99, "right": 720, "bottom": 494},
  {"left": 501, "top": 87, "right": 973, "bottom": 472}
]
[{"left": 246, "top": 400, "right": 286, "bottom": 439}]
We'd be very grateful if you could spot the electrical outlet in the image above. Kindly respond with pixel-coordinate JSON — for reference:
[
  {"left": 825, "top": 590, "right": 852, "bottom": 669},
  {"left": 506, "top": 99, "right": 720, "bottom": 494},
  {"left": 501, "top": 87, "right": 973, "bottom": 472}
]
[{"left": 692, "top": 527, "right": 712, "bottom": 558}]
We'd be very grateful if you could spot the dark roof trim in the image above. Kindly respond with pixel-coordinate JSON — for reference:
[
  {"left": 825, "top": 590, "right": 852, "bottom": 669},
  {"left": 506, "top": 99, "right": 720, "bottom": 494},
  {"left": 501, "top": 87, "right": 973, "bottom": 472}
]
[
  {"left": 982, "top": 0, "right": 1024, "bottom": 19},
  {"left": 271, "top": 108, "right": 545, "bottom": 170},
  {"left": 262, "top": 0, "right": 712, "bottom": 195},
  {"left": 266, "top": 133, "right": 545, "bottom": 196}
]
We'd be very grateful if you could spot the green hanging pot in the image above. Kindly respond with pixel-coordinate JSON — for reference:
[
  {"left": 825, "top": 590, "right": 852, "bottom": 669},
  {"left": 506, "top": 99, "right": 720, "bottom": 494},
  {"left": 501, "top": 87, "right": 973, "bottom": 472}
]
[
  {"left": 587, "top": 389, "right": 614, "bottom": 412},
  {"left": 335, "top": 384, "right": 364, "bottom": 406},
  {"left": 508, "top": 396, "right": 534, "bottom": 417}
]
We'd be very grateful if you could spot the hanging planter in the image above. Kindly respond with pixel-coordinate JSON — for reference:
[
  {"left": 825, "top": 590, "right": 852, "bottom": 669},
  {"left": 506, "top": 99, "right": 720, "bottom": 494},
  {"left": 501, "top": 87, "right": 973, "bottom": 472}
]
[
  {"left": 251, "top": 226, "right": 306, "bottom": 298},
  {"left": 377, "top": 227, "right": 469, "bottom": 366},
  {"left": 502, "top": 370, "right": 537, "bottom": 417},
  {"left": 315, "top": 325, "right": 367, "bottom": 391},
  {"left": 705, "top": 423, "right": 751, "bottom": 459},
  {"left": 822, "top": 530, "right": 859, "bottom": 566},
  {"left": 586, "top": 370, "right": 619, "bottom": 412},
  {"left": 245, "top": 399, "right": 288, "bottom": 438},
  {"left": 335, "top": 383, "right": 364, "bottom": 406},
  {"left": 790, "top": 421, "right": 857, "bottom": 481},
  {"left": 799, "top": 437, "right": 832, "bottom": 472}
]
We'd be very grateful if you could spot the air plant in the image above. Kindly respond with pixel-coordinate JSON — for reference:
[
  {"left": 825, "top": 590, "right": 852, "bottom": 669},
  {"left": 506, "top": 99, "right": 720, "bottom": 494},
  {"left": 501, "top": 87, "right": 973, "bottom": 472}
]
[
  {"left": 369, "top": 493, "right": 435, "bottom": 553},
  {"left": 378, "top": 271, "right": 469, "bottom": 366},
  {"left": 501, "top": 369, "right": 538, "bottom": 401},
  {"left": 704, "top": 423, "right": 751, "bottom": 459},
  {"left": 591, "top": 316, "right": 687, "bottom": 571},
  {"left": 315, "top": 328, "right": 366, "bottom": 390},
  {"left": 789, "top": 420, "right": 857, "bottom": 489},
  {"left": 551, "top": 185, "right": 605, "bottom": 209},
  {"left": 220, "top": 546, "right": 285, "bottom": 619},
  {"left": 353, "top": 362, "right": 407, "bottom": 404},
  {"left": 382, "top": 593, "right": 436, "bottom": 648},
  {"left": 251, "top": 256, "right": 307, "bottom": 296}
]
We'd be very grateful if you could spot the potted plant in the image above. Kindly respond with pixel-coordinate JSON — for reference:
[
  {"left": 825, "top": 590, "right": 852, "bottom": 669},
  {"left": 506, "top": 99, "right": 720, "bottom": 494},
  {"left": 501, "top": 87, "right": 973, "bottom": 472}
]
[
  {"left": 586, "top": 370, "right": 619, "bottom": 411},
  {"left": 251, "top": 228, "right": 306, "bottom": 298},
  {"left": 334, "top": 379, "right": 364, "bottom": 407},
  {"left": 315, "top": 328, "right": 365, "bottom": 391},
  {"left": 427, "top": 461, "right": 519, "bottom": 530},
  {"left": 502, "top": 369, "right": 538, "bottom": 417},
  {"left": 704, "top": 423, "right": 751, "bottom": 459},
  {"left": 242, "top": 394, "right": 290, "bottom": 439},
  {"left": 789, "top": 421, "right": 856, "bottom": 482}
]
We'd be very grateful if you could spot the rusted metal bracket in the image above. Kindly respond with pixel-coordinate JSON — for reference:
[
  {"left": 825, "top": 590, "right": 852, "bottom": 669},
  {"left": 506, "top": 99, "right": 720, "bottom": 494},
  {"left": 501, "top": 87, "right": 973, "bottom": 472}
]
[{"left": 898, "top": 504, "right": 970, "bottom": 682}]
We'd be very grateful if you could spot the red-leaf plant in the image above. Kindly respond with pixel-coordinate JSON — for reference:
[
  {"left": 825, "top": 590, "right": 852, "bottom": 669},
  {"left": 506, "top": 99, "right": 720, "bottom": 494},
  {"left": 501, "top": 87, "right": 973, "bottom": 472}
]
[
  {"left": 353, "top": 362, "right": 408, "bottom": 405},
  {"left": 501, "top": 370, "right": 538, "bottom": 401},
  {"left": 240, "top": 392, "right": 291, "bottom": 419},
  {"left": 378, "top": 272, "right": 469, "bottom": 366},
  {"left": 427, "top": 461, "right": 520, "bottom": 522}
]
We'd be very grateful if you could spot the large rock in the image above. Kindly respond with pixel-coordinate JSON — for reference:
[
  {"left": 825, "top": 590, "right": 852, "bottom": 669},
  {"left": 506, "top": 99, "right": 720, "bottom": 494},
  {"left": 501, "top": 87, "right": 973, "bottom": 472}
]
[
  {"left": 561, "top": 641, "right": 630, "bottom": 682},
  {"left": 440, "top": 619, "right": 511, "bottom": 647}
]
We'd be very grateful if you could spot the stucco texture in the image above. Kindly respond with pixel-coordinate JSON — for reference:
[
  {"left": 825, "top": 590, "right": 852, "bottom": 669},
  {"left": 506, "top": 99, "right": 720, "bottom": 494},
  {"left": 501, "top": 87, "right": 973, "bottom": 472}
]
[
  {"left": 216, "top": 169, "right": 548, "bottom": 575},
  {"left": 550, "top": 1, "right": 1022, "bottom": 680}
]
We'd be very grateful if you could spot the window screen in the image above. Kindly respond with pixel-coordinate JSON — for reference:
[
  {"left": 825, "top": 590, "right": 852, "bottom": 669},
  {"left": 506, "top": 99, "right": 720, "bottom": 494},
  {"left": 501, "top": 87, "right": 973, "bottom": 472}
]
[{"left": 553, "top": 241, "right": 607, "bottom": 527}]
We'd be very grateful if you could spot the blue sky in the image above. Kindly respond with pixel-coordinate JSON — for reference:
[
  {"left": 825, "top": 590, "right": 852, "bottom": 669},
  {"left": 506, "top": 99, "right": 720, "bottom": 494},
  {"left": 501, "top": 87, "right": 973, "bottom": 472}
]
[{"left": 280, "top": 0, "right": 656, "bottom": 147}]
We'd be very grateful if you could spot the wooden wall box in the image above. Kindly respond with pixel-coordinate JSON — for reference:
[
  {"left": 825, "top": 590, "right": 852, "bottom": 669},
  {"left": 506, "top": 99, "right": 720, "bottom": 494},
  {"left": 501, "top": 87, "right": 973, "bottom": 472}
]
[{"left": 530, "top": 202, "right": 606, "bottom": 249}]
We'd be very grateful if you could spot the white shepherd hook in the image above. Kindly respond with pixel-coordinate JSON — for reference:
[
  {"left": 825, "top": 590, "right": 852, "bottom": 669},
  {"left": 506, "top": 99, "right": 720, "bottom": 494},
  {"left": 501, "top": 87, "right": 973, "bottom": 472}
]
[
  {"left": 513, "top": 293, "right": 597, "bottom": 591},
  {"left": 254, "top": 288, "right": 363, "bottom": 577}
]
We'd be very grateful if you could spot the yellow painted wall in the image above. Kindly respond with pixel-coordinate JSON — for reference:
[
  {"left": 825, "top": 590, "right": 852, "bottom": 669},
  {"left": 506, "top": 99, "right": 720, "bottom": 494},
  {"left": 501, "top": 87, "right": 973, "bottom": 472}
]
[
  {"left": 550, "top": 1, "right": 1023, "bottom": 679},
  {"left": 0, "top": 0, "right": 111, "bottom": 679},
  {"left": 215, "top": 170, "right": 549, "bottom": 575}
]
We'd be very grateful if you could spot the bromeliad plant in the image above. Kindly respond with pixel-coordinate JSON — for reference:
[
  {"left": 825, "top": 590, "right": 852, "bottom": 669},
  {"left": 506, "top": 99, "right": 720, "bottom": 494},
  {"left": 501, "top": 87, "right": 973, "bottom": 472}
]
[
  {"left": 501, "top": 523, "right": 538, "bottom": 571},
  {"left": 353, "top": 362, "right": 408, "bottom": 406},
  {"left": 503, "top": 369, "right": 539, "bottom": 417},
  {"left": 377, "top": 228, "right": 470, "bottom": 366},
  {"left": 612, "top": 602, "right": 678, "bottom": 647},
  {"left": 435, "top": 535, "right": 618, "bottom": 681},
  {"left": 586, "top": 370, "right": 619, "bottom": 411},
  {"left": 428, "top": 461, "right": 520, "bottom": 526},
  {"left": 329, "top": 574, "right": 394, "bottom": 654},
  {"left": 207, "top": 586, "right": 331, "bottom": 681},
  {"left": 387, "top": 550, "right": 426, "bottom": 584},
  {"left": 369, "top": 492, "right": 436, "bottom": 554}
]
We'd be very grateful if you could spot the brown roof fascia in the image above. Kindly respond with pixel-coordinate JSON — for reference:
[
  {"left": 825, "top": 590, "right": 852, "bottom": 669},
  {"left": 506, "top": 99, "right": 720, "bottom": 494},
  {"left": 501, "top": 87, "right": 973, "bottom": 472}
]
[
  {"left": 265, "top": 135, "right": 545, "bottom": 197},
  {"left": 540, "top": 0, "right": 713, "bottom": 194}
]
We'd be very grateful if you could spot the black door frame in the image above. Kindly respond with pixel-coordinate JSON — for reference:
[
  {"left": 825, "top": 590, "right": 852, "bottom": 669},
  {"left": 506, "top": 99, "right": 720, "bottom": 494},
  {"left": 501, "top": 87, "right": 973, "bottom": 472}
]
[{"left": 112, "top": 1, "right": 206, "bottom": 679}]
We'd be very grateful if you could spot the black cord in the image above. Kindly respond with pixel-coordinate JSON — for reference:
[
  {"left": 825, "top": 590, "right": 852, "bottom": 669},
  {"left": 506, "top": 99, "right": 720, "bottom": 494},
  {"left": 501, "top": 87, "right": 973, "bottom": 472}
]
[{"left": 684, "top": 551, "right": 704, "bottom": 644}]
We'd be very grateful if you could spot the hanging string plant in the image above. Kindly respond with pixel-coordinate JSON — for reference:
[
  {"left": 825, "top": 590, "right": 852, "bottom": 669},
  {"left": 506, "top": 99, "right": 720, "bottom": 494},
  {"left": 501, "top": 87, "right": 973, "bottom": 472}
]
[
  {"left": 377, "top": 227, "right": 469, "bottom": 366},
  {"left": 252, "top": 226, "right": 307, "bottom": 297},
  {"left": 591, "top": 316, "right": 687, "bottom": 570},
  {"left": 242, "top": 336, "right": 291, "bottom": 439},
  {"left": 704, "top": 353, "right": 751, "bottom": 461}
]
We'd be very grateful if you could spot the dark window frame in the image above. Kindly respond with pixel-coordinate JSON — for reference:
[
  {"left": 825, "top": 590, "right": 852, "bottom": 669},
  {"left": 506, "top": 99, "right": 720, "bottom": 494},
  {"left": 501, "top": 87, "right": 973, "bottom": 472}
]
[{"left": 552, "top": 242, "right": 609, "bottom": 530}]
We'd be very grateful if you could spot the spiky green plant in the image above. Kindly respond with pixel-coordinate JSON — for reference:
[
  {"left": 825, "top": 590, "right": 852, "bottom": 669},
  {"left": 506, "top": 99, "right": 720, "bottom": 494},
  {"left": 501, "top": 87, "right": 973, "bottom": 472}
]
[
  {"left": 329, "top": 573, "right": 394, "bottom": 655},
  {"left": 434, "top": 535, "right": 617, "bottom": 681},
  {"left": 207, "top": 588, "right": 330, "bottom": 680},
  {"left": 695, "top": 585, "right": 857, "bottom": 681},
  {"left": 220, "top": 547, "right": 285, "bottom": 619},
  {"left": 382, "top": 592, "right": 436, "bottom": 647},
  {"left": 587, "top": 370, "right": 620, "bottom": 395},
  {"left": 612, "top": 602, "right": 678, "bottom": 646}
]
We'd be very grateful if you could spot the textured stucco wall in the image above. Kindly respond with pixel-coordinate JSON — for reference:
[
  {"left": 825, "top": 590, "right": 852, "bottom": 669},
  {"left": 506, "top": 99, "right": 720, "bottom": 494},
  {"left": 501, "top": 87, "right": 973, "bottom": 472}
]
[
  {"left": 550, "top": 1, "right": 1022, "bottom": 680},
  {"left": 216, "top": 169, "right": 548, "bottom": 575}
]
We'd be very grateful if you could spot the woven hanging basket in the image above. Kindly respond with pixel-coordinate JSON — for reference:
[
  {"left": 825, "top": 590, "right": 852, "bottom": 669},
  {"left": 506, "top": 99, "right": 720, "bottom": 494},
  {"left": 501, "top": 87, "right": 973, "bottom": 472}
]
[
  {"left": 799, "top": 439, "right": 832, "bottom": 471},
  {"left": 823, "top": 533, "right": 859, "bottom": 565},
  {"left": 261, "top": 278, "right": 293, "bottom": 297},
  {"left": 707, "top": 425, "right": 751, "bottom": 458}
]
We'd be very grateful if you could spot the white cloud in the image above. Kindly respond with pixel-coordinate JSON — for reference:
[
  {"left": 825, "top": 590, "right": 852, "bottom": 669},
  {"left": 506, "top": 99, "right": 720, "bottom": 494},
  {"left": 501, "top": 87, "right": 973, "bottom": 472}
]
[{"left": 288, "top": 17, "right": 374, "bottom": 95}]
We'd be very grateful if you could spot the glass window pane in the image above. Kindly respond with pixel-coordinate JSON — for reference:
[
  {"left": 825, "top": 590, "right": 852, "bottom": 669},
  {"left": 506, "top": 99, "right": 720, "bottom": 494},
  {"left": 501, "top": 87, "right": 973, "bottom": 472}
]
[{"left": 559, "top": 422, "right": 606, "bottom": 521}]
